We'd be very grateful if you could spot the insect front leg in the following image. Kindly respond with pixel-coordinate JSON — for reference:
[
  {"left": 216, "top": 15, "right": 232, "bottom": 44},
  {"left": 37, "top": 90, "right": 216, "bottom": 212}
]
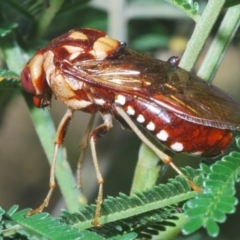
[
  {"left": 89, "top": 112, "right": 113, "bottom": 226},
  {"left": 26, "top": 108, "right": 74, "bottom": 216}
]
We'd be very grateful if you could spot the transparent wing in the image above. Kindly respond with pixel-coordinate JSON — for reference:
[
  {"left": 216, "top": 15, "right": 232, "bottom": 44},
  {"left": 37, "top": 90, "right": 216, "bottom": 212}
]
[{"left": 63, "top": 47, "right": 240, "bottom": 130}]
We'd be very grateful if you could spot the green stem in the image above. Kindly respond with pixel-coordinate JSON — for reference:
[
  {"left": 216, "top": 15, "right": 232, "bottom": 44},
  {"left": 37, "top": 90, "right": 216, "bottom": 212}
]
[
  {"left": 0, "top": 34, "right": 25, "bottom": 73},
  {"left": 130, "top": 143, "right": 161, "bottom": 195},
  {"left": 165, "top": 2, "right": 227, "bottom": 237},
  {"left": 160, "top": 213, "right": 188, "bottom": 240},
  {"left": 179, "top": 0, "right": 226, "bottom": 71},
  {"left": 197, "top": 4, "right": 240, "bottom": 82},
  {"left": 24, "top": 94, "right": 84, "bottom": 213},
  {"left": 3, "top": 0, "right": 35, "bottom": 23},
  {"left": 1, "top": 33, "right": 83, "bottom": 213},
  {"left": 35, "top": 0, "right": 65, "bottom": 38}
]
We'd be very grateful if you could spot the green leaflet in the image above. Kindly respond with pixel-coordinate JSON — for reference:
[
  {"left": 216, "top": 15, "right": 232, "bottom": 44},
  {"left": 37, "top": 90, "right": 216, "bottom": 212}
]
[
  {"left": 182, "top": 146, "right": 240, "bottom": 237},
  {"left": 0, "top": 167, "right": 200, "bottom": 239},
  {"left": 164, "top": 0, "right": 200, "bottom": 21},
  {"left": 60, "top": 168, "right": 201, "bottom": 238},
  {"left": 2, "top": 207, "right": 102, "bottom": 240},
  {"left": 0, "top": 69, "right": 20, "bottom": 89},
  {"left": 0, "top": 23, "right": 18, "bottom": 37}
]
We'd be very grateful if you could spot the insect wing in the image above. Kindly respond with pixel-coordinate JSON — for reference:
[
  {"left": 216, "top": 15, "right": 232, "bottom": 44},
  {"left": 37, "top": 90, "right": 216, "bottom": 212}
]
[
  {"left": 160, "top": 69, "right": 240, "bottom": 130},
  {"left": 63, "top": 47, "right": 240, "bottom": 130}
]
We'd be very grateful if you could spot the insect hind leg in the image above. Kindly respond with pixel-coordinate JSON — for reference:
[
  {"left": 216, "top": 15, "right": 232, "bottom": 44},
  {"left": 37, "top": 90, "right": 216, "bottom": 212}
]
[
  {"left": 114, "top": 105, "right": 201, "bottom": 192},
  {"left": 89, "top": 112, "right": 113, "bottom": 226}
]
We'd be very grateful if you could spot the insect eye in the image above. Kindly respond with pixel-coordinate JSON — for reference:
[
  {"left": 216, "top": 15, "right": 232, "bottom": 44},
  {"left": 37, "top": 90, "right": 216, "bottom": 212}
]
[{"left": 20, "top": 66, "right": 36, "bottom": 94}]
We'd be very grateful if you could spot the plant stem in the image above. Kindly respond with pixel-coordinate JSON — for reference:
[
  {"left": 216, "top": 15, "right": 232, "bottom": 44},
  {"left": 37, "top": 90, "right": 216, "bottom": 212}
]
[
  {"left": 160, "top": 213, "right": 188, "bottom": 240},
  {"left": 179, "top": 0, "right": 226, "bottom": 71},
  {"left": 24, "top": 94, "right": 84, "bottom": 213},
  {"left": 130, "top": 143, "right": 161, "bottom": 195},
  {"left": 1, "top": 33, "right": 83, "bottom": 213},
  {"left": 0, "top": 34, "right": 25, "bottom": 72},
  {"left": 197, "top": 4, "right": 240, "bottom": 82},
  {"left": 35, "top": 0, "right": 65, "bottom": 38}
]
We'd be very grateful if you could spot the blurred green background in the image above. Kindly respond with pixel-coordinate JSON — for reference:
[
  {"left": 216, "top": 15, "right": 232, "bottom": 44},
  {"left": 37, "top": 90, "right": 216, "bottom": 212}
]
[{"left": 0, "top": 0, "right": 240, "bottom": 239}]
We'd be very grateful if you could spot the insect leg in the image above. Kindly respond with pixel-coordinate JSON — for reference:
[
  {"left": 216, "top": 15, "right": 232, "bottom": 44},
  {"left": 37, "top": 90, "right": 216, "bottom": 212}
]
[
  {"left": 115, "top": 105, "right": 201, "bottom": 192},
  {"left": 77, "top": 113, "right": 96, "bottom": 188},
  {"left": 26, "top": 108, "right": 74, "bottom": 216},
  {"left": 89, "top": 112, "right": 113, "bottom": 226}
]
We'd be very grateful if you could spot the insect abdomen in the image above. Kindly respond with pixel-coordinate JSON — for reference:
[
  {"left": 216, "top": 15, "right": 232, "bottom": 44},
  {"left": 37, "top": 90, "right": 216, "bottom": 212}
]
[{"left": 113, "top": 94, "right": 232, "bottom": 157}]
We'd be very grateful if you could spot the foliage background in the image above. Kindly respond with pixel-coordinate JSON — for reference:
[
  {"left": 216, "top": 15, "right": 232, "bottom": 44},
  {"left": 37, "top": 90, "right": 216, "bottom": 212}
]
[{"left": 0, "top": 0, "right": 240, "bottom": 239}]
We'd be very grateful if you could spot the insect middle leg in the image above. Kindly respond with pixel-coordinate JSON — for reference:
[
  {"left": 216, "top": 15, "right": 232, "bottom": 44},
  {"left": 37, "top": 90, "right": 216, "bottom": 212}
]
[
  {"left": 26, "top": 108, "right": 74, "bottom": 216},
  {"left": 88, "top": 112, "right": 113, "bottom": 226},
  {"left": 77, "top": 113, "right": 96, "bottom": 188}
]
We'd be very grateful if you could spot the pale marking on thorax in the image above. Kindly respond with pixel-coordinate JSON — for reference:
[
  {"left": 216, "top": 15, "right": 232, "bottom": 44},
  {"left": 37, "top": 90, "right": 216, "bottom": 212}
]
[
  {"left": 92, "top": 36, "right": 119, "bottom": 60},
  {"left": 63, "top": 45, "right": 84, "bottom": 53},
  {"left": 63, "top": 45, "right": 85, "bottom": 61},
  {"left": 43, "top": 51, "right": 55, "bottom": 86},
  {"left": 28, "top": 53, "right": 44, "bottom": 95},
  {"left": 68, "top": 31, "right": 88, "bottom": 40}
]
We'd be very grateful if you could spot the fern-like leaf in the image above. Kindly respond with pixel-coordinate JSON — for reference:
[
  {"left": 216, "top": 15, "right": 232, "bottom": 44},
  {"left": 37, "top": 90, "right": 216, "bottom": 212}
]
[
  {"left": 164, "top": 0, "right": 200, "bottom": 21},
  {"left": 0, "top": 69, "right": 20, "bottom": 89},
  {"left": 1, "top": 0, "right": 47, "bottom": 23},
  {"left": 2, "top": 207, "right": 102, "bottom": 240},
  {"left": 182, "top": 148, "right": 240, "bottom": 237},
  {"left": 61, "top": 168, "right": 201, "bottom": 238},
  {"left": 0, "top": 22, "right": 18, "bottom": 37}
]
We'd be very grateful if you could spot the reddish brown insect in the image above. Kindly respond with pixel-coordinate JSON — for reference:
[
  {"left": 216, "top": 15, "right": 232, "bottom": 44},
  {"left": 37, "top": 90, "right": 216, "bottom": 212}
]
[{"left": 20, "top": 28, "right": 240, "bottom": 226}]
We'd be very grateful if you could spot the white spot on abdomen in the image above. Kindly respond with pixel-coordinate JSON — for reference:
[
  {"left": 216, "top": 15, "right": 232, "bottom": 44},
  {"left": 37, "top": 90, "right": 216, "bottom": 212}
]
[
  {"left": 156, "top": 130, "right": 169, "bottom": 141},
  {"left": 115, "top": 95, "right": 126, "bottom": 105},
  {"left": 126, "top": 106, "right": 135, "bottom": 115},
  {"left": 170, "top": 142, "right": 184, "bottom": 152},
  {"left": 146, "top": 122, "right": 155, "bottom": 131},
  {"left": 137, "top": 114, "right": 145, "bottom": 123}
]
